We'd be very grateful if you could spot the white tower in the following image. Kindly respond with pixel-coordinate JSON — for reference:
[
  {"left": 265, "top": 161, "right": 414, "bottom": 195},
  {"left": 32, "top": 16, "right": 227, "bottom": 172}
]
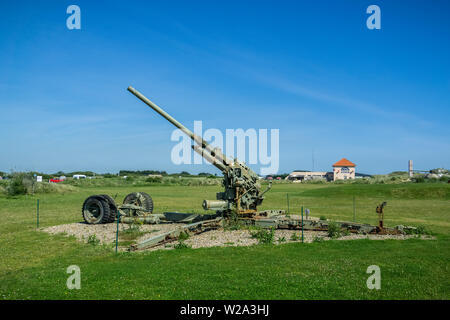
[{"left": 408, "top": 160, "right": 413, "bottom": 177}]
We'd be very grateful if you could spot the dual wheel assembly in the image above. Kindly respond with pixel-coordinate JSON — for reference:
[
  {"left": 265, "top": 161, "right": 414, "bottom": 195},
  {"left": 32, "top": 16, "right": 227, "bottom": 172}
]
[{"left": 81, "top": 192, "right": 153, "bottom": 224}]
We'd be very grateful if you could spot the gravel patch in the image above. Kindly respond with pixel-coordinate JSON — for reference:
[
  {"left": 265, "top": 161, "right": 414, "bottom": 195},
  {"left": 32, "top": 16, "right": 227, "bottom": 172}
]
[
  {"left": 42, "top": 222, "right": 181, "bottom": 245},
  {"left": 181, "top": 229, "right": 327, "bottom": 249},
  {"left": 42, "top": 222, "right": 433, "bottom": 252}
]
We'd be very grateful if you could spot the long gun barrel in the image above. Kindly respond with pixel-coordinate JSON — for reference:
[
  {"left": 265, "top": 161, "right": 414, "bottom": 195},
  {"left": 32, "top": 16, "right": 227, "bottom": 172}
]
[
  {"left": 127, "top": 86, "right": 230, "bottom": 172},
  {"left": 128, "top": 86, "right": 271, "bottom": 215}
]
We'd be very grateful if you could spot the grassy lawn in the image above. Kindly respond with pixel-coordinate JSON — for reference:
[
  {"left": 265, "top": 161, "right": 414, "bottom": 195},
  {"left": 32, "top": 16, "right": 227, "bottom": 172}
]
[{"left": 0, "top": 182, "right": 449, "bottom": 299}]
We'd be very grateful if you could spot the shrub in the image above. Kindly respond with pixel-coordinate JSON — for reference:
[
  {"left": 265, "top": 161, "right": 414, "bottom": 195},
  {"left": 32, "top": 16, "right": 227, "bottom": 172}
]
[
  {"left": 416, "top": 225, "right": 429, "bottom": 235},
  {"left": 413, "top": 176, "right": 425, "bottom": 183},
  {"left": 404, "top": 225, "right": 432, "bottom": 236},
  {"left": 174, "top": 232, "right": 191, "bottom": 249},
  {"left": 320, "top": 216, "right": 327, "bottom": 221},
  {"left": 224, "top": 211, "right": 246, "bottom": 230},
  {"left": 1, "top": 172, "right": 77, "bottom": 196},
  {"left": 352, "top": 178, "right": 370, "bottom": 184},
  {"left": 327, "top": 221, "right": 342, "bottom": 238},
  {"left": 145, "top": 176, "right": 162, "bottom": 183},
  {"left": 389, "top": 171, "right": 407, "bottom": 176},
  {"left": 251, "top": 228, "right": 275, "bottom": 244},
  {"left": 178, "top": 231, "right": 190, "bottom": 241},
  {"left": 174, "top": 241, "right": 191, "bottom": 249},
  {"left": 87, "top": 234, "right": 100, "bottom": 246},
  {"left": 34, "top": 182, "right": 76, "bottom": 194},
  {"left": 6, "top": 173, "right": 29, "bottom": 196}
]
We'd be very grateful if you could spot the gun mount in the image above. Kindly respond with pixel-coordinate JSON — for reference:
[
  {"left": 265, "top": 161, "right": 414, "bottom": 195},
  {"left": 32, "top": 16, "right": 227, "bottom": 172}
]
[{"left": 127, "top": 86, "right": 272, "bottom": 217}]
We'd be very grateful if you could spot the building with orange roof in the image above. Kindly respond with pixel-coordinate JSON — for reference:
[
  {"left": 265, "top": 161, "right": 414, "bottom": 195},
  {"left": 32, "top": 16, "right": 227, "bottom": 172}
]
[
  {"left": 285, "top": 158, "right": 357, "bottom": 182},
  {"left": 332, "top": 158, "right": 356, "bottom": 181}
]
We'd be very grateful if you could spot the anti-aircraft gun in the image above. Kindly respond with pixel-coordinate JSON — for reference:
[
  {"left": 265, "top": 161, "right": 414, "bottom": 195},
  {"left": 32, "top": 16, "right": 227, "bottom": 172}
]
[
  {"left": 81, "top": 87, "right": 275, "bottom": 225},
  {"left": 127, "top": 86, "right": 273, "bottom": 217},
  {"left": 80, "top": 87, "right": 409, "bottom": 250}
]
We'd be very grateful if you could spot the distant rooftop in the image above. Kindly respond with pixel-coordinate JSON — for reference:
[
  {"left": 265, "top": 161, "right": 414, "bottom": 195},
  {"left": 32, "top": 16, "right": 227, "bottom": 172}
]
[{"left": 332, "top": 158, "right": 356, "bottom": 167}]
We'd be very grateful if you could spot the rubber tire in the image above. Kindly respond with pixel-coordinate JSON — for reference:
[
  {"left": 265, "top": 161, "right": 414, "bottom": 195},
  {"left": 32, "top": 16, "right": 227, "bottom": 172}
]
[
  {"left": 82, "top": 195, "right": 113, "bottom": 224},
  {"left": 99, "top": 194, "right": 118, "bottom": 222},
  {"left": 123, "top": 192, "right": 153, "bottom": 213}
]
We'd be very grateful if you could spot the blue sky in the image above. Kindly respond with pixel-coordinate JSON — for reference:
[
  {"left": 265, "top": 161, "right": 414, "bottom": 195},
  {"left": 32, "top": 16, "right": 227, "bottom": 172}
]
[{"left": 0, "top": 0, "right": 449, "bottom": 175}]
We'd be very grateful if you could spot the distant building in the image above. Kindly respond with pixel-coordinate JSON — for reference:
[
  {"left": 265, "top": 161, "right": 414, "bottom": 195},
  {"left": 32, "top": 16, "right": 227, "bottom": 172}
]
[
  {"left": 286, "top": 171, "right": 331, "bottom": 182},
  {"left": 286, "top": 158, "right": 357, "bottom": 182},
  {"left": 332, "top": 158, "right": 356, "bottom": 181}
]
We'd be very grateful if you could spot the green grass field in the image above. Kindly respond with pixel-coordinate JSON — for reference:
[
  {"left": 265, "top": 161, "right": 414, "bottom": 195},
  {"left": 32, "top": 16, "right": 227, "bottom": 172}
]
[{"left": 0, "top": 182, "right": 449, "bottom": 299}]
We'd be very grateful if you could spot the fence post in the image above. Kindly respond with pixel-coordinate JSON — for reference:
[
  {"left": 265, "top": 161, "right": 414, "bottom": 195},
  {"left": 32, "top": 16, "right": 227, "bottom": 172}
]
[
  {"left": 36, "top": 199, "right": 40, "bottom": 229},
  {"left": 287, "top": 193, "right": 290, "bottom": 214},
  {"left": 301, "top": 206, "right": 304, "bottom": 243},
  {"left": 115, "top": 211, "right": 120, "bottom": 254}
]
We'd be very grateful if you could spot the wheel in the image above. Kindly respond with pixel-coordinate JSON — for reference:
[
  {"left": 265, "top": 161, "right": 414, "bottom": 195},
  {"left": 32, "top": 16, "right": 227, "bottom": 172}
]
[
  {"left": 98, "top": 194, "right": 118, "bottom": 223},
  {"left": 123, "top": 192, "right": 153, "bottom": 213},
  {"left": 82, "top": 195, "right": 113, "bottom": 224}
]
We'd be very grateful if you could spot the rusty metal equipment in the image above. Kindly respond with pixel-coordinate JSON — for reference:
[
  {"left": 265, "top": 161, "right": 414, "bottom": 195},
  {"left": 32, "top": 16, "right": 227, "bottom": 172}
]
[
  {"left": 376, "top": 201, "right": 387, "bottom": 229},
  {"left": 130, "top": 218, "right": 223, "bottom": 251},
  {"left": 81, "top": 192, "right": 155, "bottom": 224},
  {"left": 81, "top": 191, "right": 222, "bottom": 226},
  {"left": 127, "top": 86, "right": 275, "bottom": 218},
  {"left": 132, "top": 215, "right": 407, "bottom": 250},
  {"left": 82, "top": 86, "right": 282, "bottom": 225}
]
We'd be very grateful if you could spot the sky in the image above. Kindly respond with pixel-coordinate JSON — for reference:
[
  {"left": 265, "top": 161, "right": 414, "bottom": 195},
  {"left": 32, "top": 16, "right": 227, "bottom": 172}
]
[{"left": 0, "top": 0, "right": 449, "bottom": 175}]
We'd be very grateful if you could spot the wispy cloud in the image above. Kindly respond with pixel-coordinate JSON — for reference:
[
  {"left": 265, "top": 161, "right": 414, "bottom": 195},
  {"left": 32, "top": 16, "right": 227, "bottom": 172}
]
[
  {"left": 246, "top": 72, "right": 433, "bottom": 125},
  {"left": 162, "top": 22, "right": 436, "bottom": 128}
]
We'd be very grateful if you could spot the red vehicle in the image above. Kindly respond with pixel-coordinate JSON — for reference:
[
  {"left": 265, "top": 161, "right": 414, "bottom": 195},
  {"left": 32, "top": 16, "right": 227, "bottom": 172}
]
[{"left": 49, "top": 179, "right": 62, "bottom": 183}]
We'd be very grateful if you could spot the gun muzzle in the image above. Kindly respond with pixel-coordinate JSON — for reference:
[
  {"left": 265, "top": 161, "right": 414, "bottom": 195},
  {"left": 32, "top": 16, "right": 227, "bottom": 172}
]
[{"left": 202, "top": 200, "right": 228, "bottom": 211}]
